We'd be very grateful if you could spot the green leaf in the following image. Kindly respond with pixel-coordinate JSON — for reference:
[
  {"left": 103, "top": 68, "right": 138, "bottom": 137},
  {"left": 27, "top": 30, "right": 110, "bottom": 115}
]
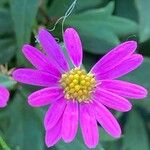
[
  {"left": 0, "top": 91, "right": 45, "bottom": 150},
  {"left": 0, "top": 74, "right": 16, "bottom": 89},
  {"left": 0, "top": 0, "right": 9, "bottom": 6},
  {"left": 103, "top": 140, "right": 122, "bottom": 150},
  {"left": 65, "top": 2, "right": 138, "bottom": 54},
  {"left": 115, "top": 0, "right": 138, "bottom": 22},
  {"left": 55, "top": 133, "right": 87, "bottom": 150},
  {"left": 66, "top": 2, "right": 138, "bottom": 36},
  {"left": 83, "top": 52, "right": 99, "bottom": 71},
  {"left": 100, "top": 128, "right": 116, "bottom": 142},
  {"left": 0, "top": 38, "right": 16, "bottom": 63},
  {"left": 116, "top": 0, "right": 150, "bottom": 42},
  {"left": 77, "top": 27, "right": 119, "bottom": 54},
  {"left": 120, "top": 57, "right": 150, "bottom": 111},
  {"left": 48, "top": 0, "right": 105, "bottom": 17},
  {"left": 55, "top": 129, "right": 105, "bottom": 150},
  {"left": 0, "top": 136, "right": 11, "bottom": 150},
  {"left": 10, "top": 0, "right": 40, "bottom": 65},
  {"left": 123, "top": 110, "right": 149, "bottom": 150},
  {"left": 135, "top": 0, "right": 150, "bottom": 42},
  {"left": 0, "top": 9, "right": 13, "bottom": 36}
]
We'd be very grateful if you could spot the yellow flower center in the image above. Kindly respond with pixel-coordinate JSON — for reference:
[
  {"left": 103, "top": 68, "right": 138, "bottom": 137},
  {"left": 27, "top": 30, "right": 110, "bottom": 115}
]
[{"left": 60, "top": 68, "right": 96, "bottom": 103}]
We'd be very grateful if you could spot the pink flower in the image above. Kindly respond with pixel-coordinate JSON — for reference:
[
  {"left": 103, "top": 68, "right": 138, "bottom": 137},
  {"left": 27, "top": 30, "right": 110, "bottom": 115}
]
[
  {"left": 12, "top": 28, "right": 147, "bottom": 148},
  {"left": 0, "top": 86, "right": 9, "bottom": 108}
]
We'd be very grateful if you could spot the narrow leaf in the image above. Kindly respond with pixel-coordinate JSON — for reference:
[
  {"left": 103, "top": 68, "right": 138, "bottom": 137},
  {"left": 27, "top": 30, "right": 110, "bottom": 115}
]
[
  {"left": 123, "top": 110, "right": 149, "bottom": 150},
  {"left": 10, "top": 0, "right": 40, "bottom": 64}
]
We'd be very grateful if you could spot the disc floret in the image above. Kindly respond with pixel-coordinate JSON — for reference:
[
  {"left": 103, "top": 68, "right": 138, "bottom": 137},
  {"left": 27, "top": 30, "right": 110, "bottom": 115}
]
[{"left": 60, "top": 68, "right": 96, "bottom": 102}]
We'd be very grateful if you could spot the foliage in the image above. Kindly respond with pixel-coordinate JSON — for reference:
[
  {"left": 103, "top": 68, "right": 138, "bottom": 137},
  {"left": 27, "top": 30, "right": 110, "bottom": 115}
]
[{"left": 0, "top": 0, "right": 150, "bottom": 150}]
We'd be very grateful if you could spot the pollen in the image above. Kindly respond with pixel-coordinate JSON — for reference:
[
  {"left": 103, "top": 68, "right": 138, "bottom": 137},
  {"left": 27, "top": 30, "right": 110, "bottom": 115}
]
[{"left": 60, "top": 68, "right": 96, "bottom": 103}]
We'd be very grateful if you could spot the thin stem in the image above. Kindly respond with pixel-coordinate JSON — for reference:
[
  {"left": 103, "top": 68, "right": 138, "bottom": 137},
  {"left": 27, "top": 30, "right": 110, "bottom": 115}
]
[{"left": 0, "top": 136, "right": 11, "bottom": 150}]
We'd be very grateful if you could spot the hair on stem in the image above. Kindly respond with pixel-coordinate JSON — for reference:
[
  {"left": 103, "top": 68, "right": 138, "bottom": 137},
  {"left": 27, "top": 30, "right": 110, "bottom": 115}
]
[
  {"left": 35, "top": 0, "right": 77, "bottom": 43},
  {"left": 49, "top": 0, "right": 77, "bottom": 35}
]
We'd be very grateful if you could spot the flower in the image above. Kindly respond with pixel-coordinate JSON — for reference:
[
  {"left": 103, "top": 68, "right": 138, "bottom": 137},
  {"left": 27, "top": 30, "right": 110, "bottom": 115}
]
[
  {"left": 0, "top": 86, "right": 9, "bottom": 108},
  {"left": 12, "top": 27, "right": 148, "bottom": 148}
]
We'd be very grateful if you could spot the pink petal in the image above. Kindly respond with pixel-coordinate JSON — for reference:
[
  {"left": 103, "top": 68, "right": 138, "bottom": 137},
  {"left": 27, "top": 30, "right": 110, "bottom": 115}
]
[
  {"left": 38, "top": 28, "right": 69, "bottom": 72},
  {"left": 80, "top": 104, "right": 99, "bottom": 148},
  {"left": 100, "top": 80, "right": 148, "bottom": 99},
  {"left": 62, "top": 101, "right": 78, "bottom": 143},
  {"left": 95, "top": 54, "right": 143, "bottom": 80},
  {"left": 22, "top": 44, "right": 61, "bottom": 77},
  {"left": 12, "top": 68, "right": 59, "bottom": 87},
  {"left": 0, "top": 86, "right": 9, "bottom": 107},
  {"left": 91, "top": 41, "right": 137, "bottom": 74},
  {"left": 44, "top": 98, "right": 66, "bottom": 130},
  {"left": 92, "top": 101, "right": 121, "bottom": 138},
  {"left": 28, "top": 87, "right": 63, "bottom": 107},
  {"left": 45, "top": 118, "right": 62, "bottom": 147},
  {"left": 64, "top": 28, "right": 82, "bottom": 67},
  {"left": 93, "top": 88, "right": 132, "bottom": 112}
]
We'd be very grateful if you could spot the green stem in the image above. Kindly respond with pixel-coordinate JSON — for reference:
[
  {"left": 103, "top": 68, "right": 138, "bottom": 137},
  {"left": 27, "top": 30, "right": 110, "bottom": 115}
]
[{"left": 0, "top": 136, "right": 11, "bottom": 150}]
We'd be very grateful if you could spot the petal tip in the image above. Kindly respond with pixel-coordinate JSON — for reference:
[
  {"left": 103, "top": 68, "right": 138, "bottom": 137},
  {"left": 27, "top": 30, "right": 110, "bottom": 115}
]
[
  {"left": 12, "top": 69, "right": 22, "bottom": 81},
  {"left": 0, "top": 86, "right": 9, "bottom": 108},
  {"left": 45, "top": 135, "right": 52, "bottom": 148},
  {"left": 142, "top": 88, "right": 148, "bottom": 98},
  {"left": 12, "top": 70, "right": 18, "bottom": 80},
  {"left": 114, "top": 133, "right": 122, "bottom": 139},
  {"left": 133, "top": 54, "right": 144, "bottom": 65},
  {"left": 121, "top": 40, "right": 137, "bottom": 52},
  {"left": 124, "top": 100, "right": 132, "bottom": 112},
  {"left": 126, "top": 103, "right": 132, "bottom": 112},
  {"left": 126, "top": 40, "right": 137, "bottom": 48},
  {"left": 27, "top": 97, "right": 34, "bottom": 107},
  {"left": 38, "top": 27, "right": 46, "bottom": 33},
  {"left": 85, "top": 143, "right": 97, "bottom": 149},
  {"left": 22, "top": 44, "right": 31, "bottom": 53},
  {"left": 65, "top": 27, "right": 76, "bottom": 33},
  {"left": 62, "top": 130, "right": 75, "bottom": 143},
  {"left": 62, "top": 138, "right": 72, "bottom": 143},
  {"left": 112, "top": 129, "right": 122, "bottom": 138},
  {"left": 140, "top": 54, "right": 144, "bottom": 62},
  {"left": 0, "top": 103, "right": 7, "bottom": 108},
  {"left": 128, "top": 40, "right": 137, "bottom": 44},
  {"left": 38, "top": 27, "right": 47, "bottom": 39}
]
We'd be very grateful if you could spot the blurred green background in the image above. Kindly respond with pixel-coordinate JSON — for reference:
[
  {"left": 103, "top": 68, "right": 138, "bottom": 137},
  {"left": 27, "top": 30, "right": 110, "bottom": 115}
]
[{"left": 0, "top": 0, "right": 150, "bottom": 150}]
